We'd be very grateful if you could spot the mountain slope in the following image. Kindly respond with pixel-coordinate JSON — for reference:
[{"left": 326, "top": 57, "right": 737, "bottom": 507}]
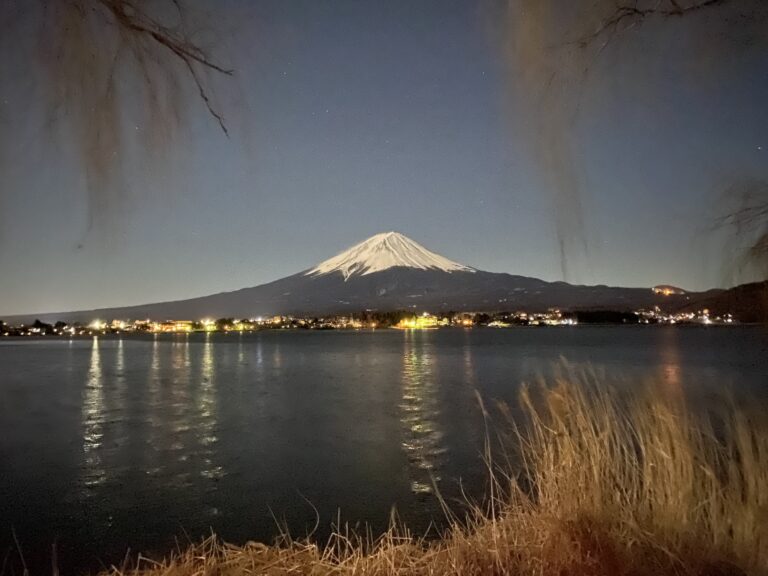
[
  {"left": 679, "top": 280, "right": 768, "bottom": 322},
  {"left": 6, "top": 232, "right": 714, "bottom": 322}
]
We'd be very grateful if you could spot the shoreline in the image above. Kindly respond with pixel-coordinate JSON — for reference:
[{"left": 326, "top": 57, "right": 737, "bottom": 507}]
[{"left": 0, "top": 322, "right": 756, "bottom": 341}]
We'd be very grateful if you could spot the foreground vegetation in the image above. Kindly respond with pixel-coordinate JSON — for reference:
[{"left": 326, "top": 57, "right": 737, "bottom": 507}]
[{"left": 106, "top": 369, "right": 767, "bottom": 576}]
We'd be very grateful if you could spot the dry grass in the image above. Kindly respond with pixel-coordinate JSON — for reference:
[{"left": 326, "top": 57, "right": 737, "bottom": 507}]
[{"left": 104, "top": 368, "right": 768, "bottom": 576}]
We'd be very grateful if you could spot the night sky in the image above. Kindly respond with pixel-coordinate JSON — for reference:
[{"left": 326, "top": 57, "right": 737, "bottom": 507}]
[{"left": 1, "top": 0, "right": 767, "bottom": 315}]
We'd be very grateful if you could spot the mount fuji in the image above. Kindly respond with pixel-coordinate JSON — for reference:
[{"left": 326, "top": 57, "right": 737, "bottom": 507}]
[
  {"left": 12, "top": 232, "right": 708, "bottom": 322},
  {"left": 306, "top": 232, "right": 474, "bottom": 279}
]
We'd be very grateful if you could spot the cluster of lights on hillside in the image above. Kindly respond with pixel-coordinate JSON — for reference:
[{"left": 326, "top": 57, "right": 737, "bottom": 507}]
[{"left": 636, "top": 307, "right": 733, "bottom": 325}]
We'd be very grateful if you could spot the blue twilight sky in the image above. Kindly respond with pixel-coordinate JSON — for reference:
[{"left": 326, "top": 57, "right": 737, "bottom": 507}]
[{"left": 1, "top": 0, "right": 767, "bottom": 315}]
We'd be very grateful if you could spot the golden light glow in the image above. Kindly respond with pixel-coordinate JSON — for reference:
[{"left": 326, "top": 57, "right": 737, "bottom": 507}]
[
  {"left": 653, "top": 285, "right": 685, "bottom": 296},
  {"left": 396, "top": 313, "right": 439, "bottom": 330}
]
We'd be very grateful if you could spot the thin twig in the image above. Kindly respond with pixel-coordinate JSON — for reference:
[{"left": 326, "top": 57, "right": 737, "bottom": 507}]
[{"left": 98, "top": 0, "right": 232, "bottom": 134}]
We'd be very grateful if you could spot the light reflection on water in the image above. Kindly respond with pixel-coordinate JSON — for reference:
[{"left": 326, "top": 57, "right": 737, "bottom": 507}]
[
  {"left": 400, "top": 331, "right": 447, "bottom": 495},
  {"left": 116, "top": 338, "right": 125, "bottom": 377},
  {"left": 82, "top": 337, "right": 105, "bottom": 488},
  {"left": 237, "top": 336, "right": 245, "bottom": 369},
  {"left": 256, "top": 337, "right": 264, "bottom": 370},
  {"left": 170, "top": 337, "right": 192, "bottom": 472},
  {"left": 78, "top": 334, "right": 225, "bottom": 492},
  {"left": 463, "top": 333, "right": 475, "bottom": 388},
  {"left": 145, "top": 335, "right": 163, "bottom": 477},
  {"left": 199, "top": 333, "right": 223, "bottom": 481},
  {"left": 659, "top": 328, "right": 682, "bottom": 390},
  {"left": 112, "top": 338, "right": 127, "bottom": 445}
]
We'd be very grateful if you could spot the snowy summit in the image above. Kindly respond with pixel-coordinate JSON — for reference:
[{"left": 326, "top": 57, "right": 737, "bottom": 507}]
[{"left": 306, "top": 232, "right": 475, "bottom": 280}]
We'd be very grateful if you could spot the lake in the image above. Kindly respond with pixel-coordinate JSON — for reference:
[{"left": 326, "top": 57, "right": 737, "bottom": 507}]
[{"left": 1, "top": 327, "right": 766, "bottom": 574}]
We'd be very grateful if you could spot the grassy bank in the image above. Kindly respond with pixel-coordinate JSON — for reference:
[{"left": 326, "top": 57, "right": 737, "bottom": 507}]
[{"left": 105, "top": 369, "right": 767, "bottom": 576}]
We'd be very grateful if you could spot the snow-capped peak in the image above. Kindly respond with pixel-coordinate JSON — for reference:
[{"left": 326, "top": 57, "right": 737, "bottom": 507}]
[{"left": 306, "top": 232, "right": 475, "bottom": 280}]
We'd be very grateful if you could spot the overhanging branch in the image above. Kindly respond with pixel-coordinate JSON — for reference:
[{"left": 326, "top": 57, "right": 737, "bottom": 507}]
[{"left": 98, "top": 0, "right": 232, "bottom": 135}]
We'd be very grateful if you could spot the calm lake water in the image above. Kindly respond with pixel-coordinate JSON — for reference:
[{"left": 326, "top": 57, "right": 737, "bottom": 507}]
[{"left": 1, "top": 327, "right": 767, "bottom": 574}]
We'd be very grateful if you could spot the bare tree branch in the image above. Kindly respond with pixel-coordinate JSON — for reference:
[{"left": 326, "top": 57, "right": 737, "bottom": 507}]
[
  {"left": 578, "top": 0, "right": 730, "bottom": 47},
  {"left": 0, "top": 0, "right": 239, "bottom": 242},
  {"left": 715, "top": 181, "right": 768, "bottom": 279},
  {"left": 97, "top": 0, "right": 232, "bottom": 134}
]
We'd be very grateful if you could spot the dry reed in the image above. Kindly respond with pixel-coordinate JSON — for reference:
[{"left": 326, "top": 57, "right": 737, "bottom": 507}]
[{"left": 103, "top": 367, "right": 768, "bottom": 576}]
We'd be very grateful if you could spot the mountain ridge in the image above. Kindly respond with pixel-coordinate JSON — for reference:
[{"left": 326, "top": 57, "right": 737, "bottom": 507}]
[{"left": 2, "top": 232, "right": 737, "bottom": 323}]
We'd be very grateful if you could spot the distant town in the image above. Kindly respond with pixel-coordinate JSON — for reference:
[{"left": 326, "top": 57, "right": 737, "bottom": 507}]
[{"left": 0, "top": 307, "right": 734, "bottom": 337}]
